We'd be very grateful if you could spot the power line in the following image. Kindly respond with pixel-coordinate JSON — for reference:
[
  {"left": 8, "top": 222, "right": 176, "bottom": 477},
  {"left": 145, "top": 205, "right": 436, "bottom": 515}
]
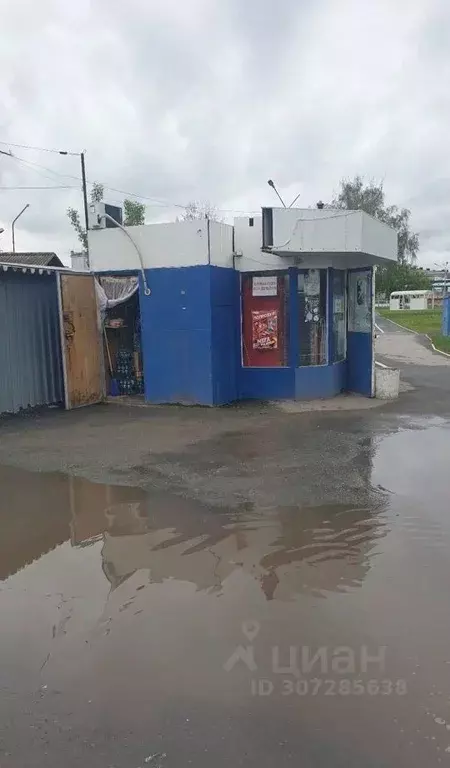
[
  {"left": 0, "top": 185, "right": 77, "bottom": 190},
  {"left": 0, "top": 139, "right": 79, "bottom": 156},
  {"left": 1, "top": 152, "right": 77, "bottom": 186},
  {"left": 1, "top": 149, "right": 71, "bottom": 185},
  {"left": 95, "top": 182, "right": 186, "bottom": 209},
  {"left": 0, "top": 143, "right": 261, "bottom": 215},
  {"left": 1, "top": 150, "right": 187, "bottom": 208},
  {"left": 1, "top": 150, "right": 78, "bottom": 181}
]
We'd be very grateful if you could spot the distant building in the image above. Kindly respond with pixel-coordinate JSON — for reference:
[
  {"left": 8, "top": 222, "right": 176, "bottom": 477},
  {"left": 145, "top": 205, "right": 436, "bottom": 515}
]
[
  {"left": 418, "top": 267, "right": 449, "bottom": 295},
  {"left": 71, "top": 251, "right": 89, "bottom": 271},
  {"left": 0, "top": 251, "right": 64, "bottom": 268}
]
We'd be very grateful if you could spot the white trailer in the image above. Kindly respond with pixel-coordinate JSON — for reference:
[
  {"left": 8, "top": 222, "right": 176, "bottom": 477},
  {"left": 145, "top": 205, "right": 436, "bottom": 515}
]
[{"left": 389, "top": 290, "right": 433, "bottom": 310}]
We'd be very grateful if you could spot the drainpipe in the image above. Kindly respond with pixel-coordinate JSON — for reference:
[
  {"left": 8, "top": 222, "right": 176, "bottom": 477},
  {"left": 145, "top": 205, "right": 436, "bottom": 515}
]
[
  {"left": 101, "top": 212, "right": 151, "bottom": 296},
  {"left": 206, "top": 216, "right": 211, "bottom": 264}
]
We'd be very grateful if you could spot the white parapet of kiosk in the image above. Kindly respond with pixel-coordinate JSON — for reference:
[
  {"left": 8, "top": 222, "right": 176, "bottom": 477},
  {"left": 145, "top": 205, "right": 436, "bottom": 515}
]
[
  {"left": 261, "top": 207, "right": 397, "bottom": 264},
  {"left": 233, "top": 208, "right": 397, "bottom": 274}
]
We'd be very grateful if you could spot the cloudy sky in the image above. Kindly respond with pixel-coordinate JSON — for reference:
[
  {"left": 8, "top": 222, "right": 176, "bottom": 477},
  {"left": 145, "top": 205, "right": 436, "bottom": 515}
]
[{"left": 0, "top": 0, "right": 449, "bottom": 265}]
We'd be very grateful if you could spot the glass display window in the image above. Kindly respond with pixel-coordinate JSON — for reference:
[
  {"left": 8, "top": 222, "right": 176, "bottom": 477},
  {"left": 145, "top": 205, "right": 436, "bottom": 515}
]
[
  {"left": 298, "top": 269, "right": 328, "bottom": 366},
  {"left": 332, "top": 270, "right": 346, "bottom": 362}
]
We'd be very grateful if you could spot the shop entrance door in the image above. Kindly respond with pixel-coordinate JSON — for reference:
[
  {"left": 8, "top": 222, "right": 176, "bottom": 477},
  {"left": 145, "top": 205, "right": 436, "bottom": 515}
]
[
  {"left": 58, "top": 273, "right": 104, "bottom": 409},
  {"left": 347, "top": 268, "right": 374, "bottom": 396}
]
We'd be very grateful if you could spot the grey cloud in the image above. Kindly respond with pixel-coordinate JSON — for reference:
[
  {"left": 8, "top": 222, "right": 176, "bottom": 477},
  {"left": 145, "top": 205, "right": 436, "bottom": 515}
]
[{"left": 1, "top": 0, "right": 450, "bottom": 264}]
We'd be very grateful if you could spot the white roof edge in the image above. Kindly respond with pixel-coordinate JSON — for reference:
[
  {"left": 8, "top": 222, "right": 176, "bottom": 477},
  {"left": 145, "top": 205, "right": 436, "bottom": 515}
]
[
  {"left": 0, "top": 261, "right": 85, "bottom": 274},
  {"left": 360, "top": 210, "right": 397, "bottom": 233}
]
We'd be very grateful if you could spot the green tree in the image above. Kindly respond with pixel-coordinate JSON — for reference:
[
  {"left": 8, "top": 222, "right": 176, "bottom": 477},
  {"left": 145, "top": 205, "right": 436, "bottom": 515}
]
[
  {"left": 123, "top": 199, "right": 146, "bottom": 226},
  {"left": 376, "top": 264, "right": 431, "bottom": 298},
  {"left": 67, "top": 184, "right": 145, "bottom": 251},
  {"left": 331, "top": 176, "right": 419, "bottom": 264},
  {"left": 67, "top": 207, "right": 88, "bottom": 252},
  {"left": 67, "top": 183, "right": 104, "bottom": 252},
  {"left": 90, "top": 182, "right": 104, "bottom": 204}
]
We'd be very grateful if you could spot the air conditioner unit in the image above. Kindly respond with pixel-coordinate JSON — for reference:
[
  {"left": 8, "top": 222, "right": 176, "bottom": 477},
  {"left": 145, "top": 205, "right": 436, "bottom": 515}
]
[
  {"left": 89, "top": 202, "right": 105, "bottom": 229},
  {"left": 88, "top": 202, "right": 123, "bottom": 229}
]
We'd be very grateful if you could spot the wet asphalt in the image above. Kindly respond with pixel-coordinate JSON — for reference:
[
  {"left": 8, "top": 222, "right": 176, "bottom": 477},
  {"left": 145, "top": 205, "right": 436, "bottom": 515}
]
[{"left": 1, "top": 329, "right": 450, "bottom": 767}]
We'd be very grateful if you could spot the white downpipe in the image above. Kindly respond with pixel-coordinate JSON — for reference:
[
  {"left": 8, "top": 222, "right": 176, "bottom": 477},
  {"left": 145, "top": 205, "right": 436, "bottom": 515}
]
[
  {"left": 371, "top": 266, "right": 376, "bottom": 397},
  {"left": 101, "top": 213, "right": 151, "bottom": 296}
]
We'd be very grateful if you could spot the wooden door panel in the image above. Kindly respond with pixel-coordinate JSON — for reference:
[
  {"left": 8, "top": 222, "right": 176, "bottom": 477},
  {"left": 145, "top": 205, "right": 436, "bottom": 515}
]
[{"left": 59, "top": 274, "right": 103, "bottom": 408}]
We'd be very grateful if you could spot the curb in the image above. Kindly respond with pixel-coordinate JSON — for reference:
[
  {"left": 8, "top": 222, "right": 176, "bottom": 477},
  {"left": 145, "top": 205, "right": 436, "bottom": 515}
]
[{"left": 425, "top": 334, "right": 450, "bottom": 359}]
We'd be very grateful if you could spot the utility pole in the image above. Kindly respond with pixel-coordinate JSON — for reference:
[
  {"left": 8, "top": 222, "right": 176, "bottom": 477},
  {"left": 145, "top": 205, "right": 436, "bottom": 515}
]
[
  {"left": 80, "top": 152, "right": 90, "bottom": 268},
  {"left": 59, "top": 149, "right": 90, "bottom": 267}
]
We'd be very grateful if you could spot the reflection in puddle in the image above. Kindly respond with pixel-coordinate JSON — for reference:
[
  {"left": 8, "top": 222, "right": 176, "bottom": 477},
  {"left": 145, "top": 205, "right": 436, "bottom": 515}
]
[
  {"left": 2, "top": 421, "right": 450, "bottom": 767},
  {"left": 0, "top": 466, "right": 385, "bottom": 600}
]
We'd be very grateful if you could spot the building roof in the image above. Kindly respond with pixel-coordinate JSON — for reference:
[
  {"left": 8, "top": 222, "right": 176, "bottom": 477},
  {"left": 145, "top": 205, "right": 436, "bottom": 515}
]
[{"left": 0, "top": 252, "right": 64, "bottom": 267}]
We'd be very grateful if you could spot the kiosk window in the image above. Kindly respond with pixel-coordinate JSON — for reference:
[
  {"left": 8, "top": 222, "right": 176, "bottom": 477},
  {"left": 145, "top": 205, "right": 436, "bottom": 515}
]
[
  {"left": 332, "top": 270, "right": 346, "bottom": 362},
  {"left": 298, "top": 269, "right": 327, "bottom": 366}
]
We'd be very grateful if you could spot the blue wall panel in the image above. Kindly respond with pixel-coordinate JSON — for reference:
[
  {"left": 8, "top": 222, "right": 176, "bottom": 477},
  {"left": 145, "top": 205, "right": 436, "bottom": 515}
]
[
  {"left": 140, "top": 266, "right": 214, "bottom": 404},
  {"left": 239, "top": 367, "right": 295, "bottom": 400},
  {"left": 210, "top": 265, "right": 238, "bottom": 307},
  {"left": 239, "top": 363, "right": 347, "bottom": 402},
  {"left": 143, "top": 329, "right": 213, "bottom": 404},
  {"left": 211, "top": 305, "right": 238, "bottom": 404},
  {"left": 442, "top": 296, "right": 450, "bottom": 336},
  {"left": 142, "top": 266, "right": 212, "bottom": 331},
  {"left": 294, "top": 362, "right": 347, "bottom": 399},
  {"left": 210, "top": 267, "right": 240, "bottom": 404},
  {"left": 347, "top": 334, "right": 372, "bottom": 396},
  {"left": 140, "top": 265, "right": 239, "bottom": 405}
]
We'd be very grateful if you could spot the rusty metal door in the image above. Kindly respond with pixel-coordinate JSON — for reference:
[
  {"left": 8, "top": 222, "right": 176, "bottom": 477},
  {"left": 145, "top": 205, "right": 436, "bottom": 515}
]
[{"left": 58, "top": 273, "right": 104, "bottom": 409}]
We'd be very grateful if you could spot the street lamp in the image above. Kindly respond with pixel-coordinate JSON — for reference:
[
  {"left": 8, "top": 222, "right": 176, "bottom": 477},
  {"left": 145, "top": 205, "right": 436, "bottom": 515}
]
[
  {"left": 267, "top": 179, "right": 286, "bottom": 208},
  {"left": 0, "top": 146, "right": 89, "bottom": 265},
  {"left": 12, "top": 203, "right": 30, "bottom": 253}
]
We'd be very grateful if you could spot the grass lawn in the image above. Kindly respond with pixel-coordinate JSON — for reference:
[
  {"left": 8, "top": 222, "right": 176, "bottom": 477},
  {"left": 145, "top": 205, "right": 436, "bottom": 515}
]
[
  {"left": 378, "top": 309, "right": 442, "bottom": 333},
  {"left": 429, "top": 334, "right": 450, "bottom": 354},
  {"left": 378, "top": 309, "right": 450, "bottom": 355}
]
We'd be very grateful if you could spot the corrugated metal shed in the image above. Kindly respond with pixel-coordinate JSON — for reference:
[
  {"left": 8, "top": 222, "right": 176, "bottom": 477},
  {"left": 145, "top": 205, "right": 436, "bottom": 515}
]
[
  {"left": 0, "top": 252, "right": 64, "bottom": 267},
  {"left": 0, "top": 266, "right": 64, "bottom": 415}
]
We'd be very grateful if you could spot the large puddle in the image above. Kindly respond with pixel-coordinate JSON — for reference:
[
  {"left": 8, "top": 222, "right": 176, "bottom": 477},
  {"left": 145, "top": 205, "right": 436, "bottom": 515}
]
[{"left": 1, "top": 422, "right": 450, "bottom": 766}]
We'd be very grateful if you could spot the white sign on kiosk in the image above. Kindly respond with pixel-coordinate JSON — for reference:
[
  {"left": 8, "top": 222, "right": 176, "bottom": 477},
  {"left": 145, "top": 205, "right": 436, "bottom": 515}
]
[{"left": 252, "top": 276, "right": 278, "bottom": 297}]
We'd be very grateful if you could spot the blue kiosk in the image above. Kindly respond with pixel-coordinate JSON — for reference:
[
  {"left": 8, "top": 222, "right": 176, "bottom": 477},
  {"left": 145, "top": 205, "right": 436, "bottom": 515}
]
[{"left": 89, "top": 205, "right": 397, "bottom": 405}]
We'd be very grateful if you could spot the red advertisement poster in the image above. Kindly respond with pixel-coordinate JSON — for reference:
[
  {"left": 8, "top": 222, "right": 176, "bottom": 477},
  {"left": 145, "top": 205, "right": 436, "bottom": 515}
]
[{"left": 252, "top": 309, "right": 278, "bottom": 349}]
